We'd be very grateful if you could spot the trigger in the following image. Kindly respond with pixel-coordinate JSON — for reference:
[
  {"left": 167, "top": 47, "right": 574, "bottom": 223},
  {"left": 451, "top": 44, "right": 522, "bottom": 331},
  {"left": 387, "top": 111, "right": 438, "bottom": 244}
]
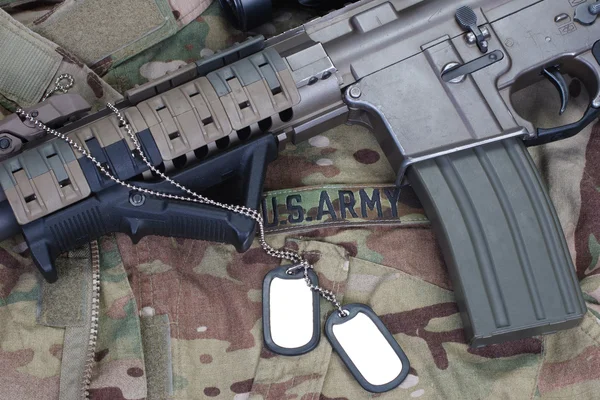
[{"left": 542, "top": 67, "right": 569, "bottom": 115}]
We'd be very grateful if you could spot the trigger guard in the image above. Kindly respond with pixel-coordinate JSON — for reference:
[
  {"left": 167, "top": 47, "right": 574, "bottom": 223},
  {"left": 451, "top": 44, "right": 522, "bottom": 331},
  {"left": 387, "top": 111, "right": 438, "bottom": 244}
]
[{"left": 525, "top": 104, "right": 600, "bottom": 147}]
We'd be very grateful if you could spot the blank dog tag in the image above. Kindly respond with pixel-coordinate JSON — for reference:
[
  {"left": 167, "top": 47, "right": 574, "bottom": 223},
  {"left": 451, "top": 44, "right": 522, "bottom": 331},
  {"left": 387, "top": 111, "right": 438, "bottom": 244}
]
[
  {"left": 325, "top": 303, "right": 410, "bottom": 393},
  {"left": 262, "top": 266, "right": 320, "bottom": 355}
]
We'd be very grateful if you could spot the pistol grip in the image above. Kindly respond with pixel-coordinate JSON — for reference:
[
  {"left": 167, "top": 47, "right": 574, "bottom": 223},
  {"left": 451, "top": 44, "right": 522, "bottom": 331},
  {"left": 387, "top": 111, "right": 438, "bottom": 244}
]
[{"left": 407, "top": 138, "right": 586, "bottom": 346}]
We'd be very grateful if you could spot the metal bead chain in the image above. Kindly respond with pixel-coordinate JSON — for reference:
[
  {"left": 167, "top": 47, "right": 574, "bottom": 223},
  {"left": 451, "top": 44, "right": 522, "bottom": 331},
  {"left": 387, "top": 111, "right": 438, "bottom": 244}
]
[
  {"left": 82, "top": 240, "right": 101, "bottom": 400},
  {"left": 42, "top": 74, "right": 74, "bottom": 101},
  {"left": 16, "top": 106, "right": 300, "bottom": 265},
  {"left": 106, "top": 103, "right": 304, "bottom": 264},
  {"left": 288, "top": 264, "right": 348, "bottom": 317},
  {"left": 16, "top": 109, "right": 208, "bottom": 206},
  {"left": 15, "top": 104, "right": 346, "bottom": 315}
]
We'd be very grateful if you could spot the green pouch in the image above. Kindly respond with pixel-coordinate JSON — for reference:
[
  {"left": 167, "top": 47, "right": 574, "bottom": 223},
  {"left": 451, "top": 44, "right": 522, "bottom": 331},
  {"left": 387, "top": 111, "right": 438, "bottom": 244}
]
[
  {"left": 32, "top": 0, "right": 178, "bottom": 73},
  {"left": 0, "top": 9, "right": 62, "bottom": 106},
  {"left": 0, "top": 8, "right": 122, "bottom": 110}
]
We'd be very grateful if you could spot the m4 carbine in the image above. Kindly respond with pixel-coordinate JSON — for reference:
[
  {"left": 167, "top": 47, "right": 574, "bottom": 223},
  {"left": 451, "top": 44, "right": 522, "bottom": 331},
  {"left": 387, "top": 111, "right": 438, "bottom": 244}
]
[{"left": 0, "top": 0, "right": 599, "bottom": 347}]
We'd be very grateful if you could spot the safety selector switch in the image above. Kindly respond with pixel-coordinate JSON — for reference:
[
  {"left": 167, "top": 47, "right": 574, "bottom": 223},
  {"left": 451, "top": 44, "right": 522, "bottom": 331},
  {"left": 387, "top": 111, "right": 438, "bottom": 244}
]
[
  {"left": 574, "top": 1, "right": 600, "bottom": 25},
  {"left": 455, "top": 5, "right": 489, "bottom": 53}
]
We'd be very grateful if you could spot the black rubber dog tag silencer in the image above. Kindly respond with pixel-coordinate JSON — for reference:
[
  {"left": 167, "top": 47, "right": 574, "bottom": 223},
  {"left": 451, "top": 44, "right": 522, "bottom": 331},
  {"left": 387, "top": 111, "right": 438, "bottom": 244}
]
[
  {"left": 262, "top": 266, "right": 320, "bottom": 355},
  {"left": 325, "top": 304, "right": 410, "bottom": 393}
]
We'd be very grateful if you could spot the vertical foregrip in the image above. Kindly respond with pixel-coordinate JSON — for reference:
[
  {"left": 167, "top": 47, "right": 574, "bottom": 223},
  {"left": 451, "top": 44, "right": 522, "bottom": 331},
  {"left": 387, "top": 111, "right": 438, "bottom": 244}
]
[
  {"left": 407, "top": 138, "right": 586, "bottom": 347},
  {"left": 18, "top": 135, "right": 278, "bottom": 283}
]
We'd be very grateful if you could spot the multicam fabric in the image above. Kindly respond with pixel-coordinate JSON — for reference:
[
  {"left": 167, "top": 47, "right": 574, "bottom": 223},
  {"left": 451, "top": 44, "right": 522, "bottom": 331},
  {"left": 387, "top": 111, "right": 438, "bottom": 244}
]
[
  {"left": 0, "top": 8, "right": 122, "bottom": 112},
  {"left": 1, "top": 3, "right": 600, "bottom": 400},
  {"left": 4, "top": 0, "right": 214, "bottom": 72},
  {"left": 101, "top": 3, "right": 316, "bottom": 94}
]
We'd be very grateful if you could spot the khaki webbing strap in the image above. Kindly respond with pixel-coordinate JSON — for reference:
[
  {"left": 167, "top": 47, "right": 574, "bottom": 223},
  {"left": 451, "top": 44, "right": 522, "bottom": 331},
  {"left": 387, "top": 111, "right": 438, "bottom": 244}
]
[{"left": 0, "top": 9, "right": 62, "bottom": 106}]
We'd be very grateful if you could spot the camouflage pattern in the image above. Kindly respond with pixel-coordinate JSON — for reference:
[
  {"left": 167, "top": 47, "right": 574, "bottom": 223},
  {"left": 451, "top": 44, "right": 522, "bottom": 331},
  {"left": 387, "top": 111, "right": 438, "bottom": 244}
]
[
  {"left": 101, "top": 2, "right": 316, "bottom": 94},
  {"left": 0, "top": 236, "right": 62, "bottom": 400},
  {"left": 89, "top": 236, "right": 147, "bottom": 400},
  {"left": 4, "top": 0, "right": 213, "bottom": 73},
  {"left": 0, "top": 8, "right": 122, "bottom": 112},
  {"left": 1, "top": 3, "right": 600, "bottom": 400}
]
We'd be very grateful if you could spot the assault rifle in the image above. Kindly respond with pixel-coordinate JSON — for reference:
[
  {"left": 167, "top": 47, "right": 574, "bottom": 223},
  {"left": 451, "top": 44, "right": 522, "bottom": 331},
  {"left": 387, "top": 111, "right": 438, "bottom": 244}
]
[{"left": 1, "top": 0, "right": 599, "bottom": 347}]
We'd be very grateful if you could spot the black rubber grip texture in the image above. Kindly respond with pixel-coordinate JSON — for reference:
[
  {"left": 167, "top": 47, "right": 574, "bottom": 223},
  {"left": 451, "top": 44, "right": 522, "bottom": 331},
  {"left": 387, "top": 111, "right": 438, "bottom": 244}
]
[{"left": 408, "top": 138, "right": 586, "bottom": 346}]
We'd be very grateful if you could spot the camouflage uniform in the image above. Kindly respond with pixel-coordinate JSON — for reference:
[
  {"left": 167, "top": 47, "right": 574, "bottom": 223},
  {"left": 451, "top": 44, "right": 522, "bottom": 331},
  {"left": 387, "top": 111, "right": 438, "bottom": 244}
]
[{"left": 1, "top": 2, "right": 600, "bottom": 399}]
